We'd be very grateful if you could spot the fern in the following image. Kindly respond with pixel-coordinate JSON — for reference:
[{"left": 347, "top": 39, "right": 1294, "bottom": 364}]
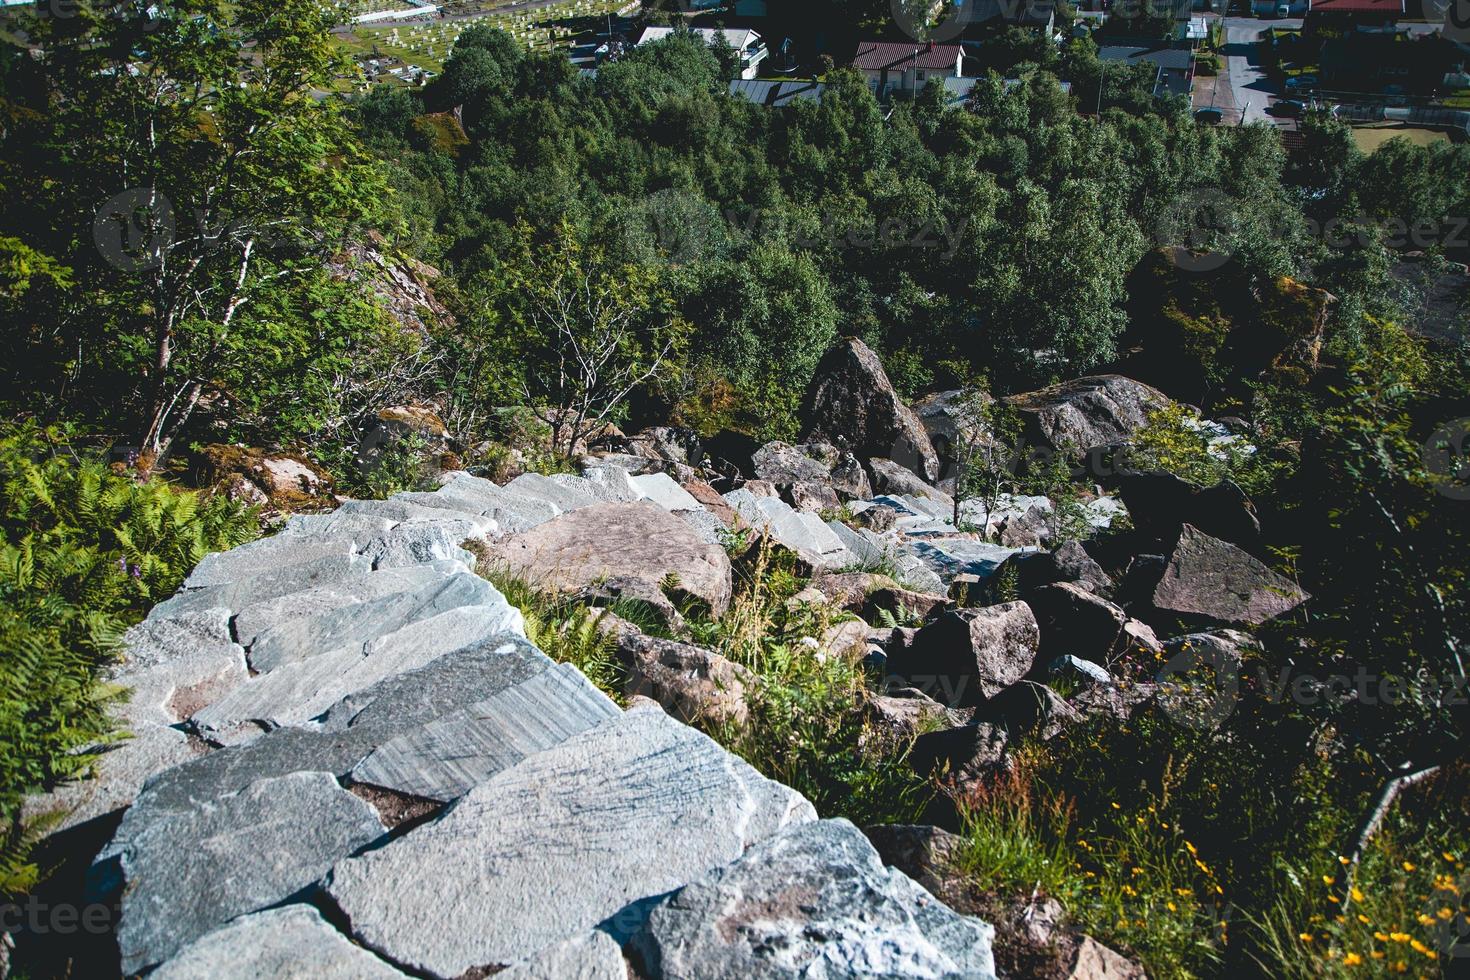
[{"left": 0, "top": 423, "right": 258, "bottom": 898}]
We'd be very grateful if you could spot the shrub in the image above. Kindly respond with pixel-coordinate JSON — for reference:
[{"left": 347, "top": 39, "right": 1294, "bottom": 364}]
[{"left": 0, "top": 425, "right": 257, "bottom": 896}]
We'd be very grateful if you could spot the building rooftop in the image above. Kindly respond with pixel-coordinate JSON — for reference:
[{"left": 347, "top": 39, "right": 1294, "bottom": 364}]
[{"left": 852, "top": 40, "right": 963, "bottom": 72}]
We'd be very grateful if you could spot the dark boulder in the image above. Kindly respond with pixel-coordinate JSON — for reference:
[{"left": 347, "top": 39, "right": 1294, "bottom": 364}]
[{"left": 803, "top": 338, "right": 939, "bottom": 482}]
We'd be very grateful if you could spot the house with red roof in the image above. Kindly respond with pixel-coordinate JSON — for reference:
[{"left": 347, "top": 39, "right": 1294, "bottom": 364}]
[
  {"left": 851, "top": 40, "right": 965, "bottom": 98},
  {"left": 1305, "top": 0, "right": 1407, "bottom": 33}
]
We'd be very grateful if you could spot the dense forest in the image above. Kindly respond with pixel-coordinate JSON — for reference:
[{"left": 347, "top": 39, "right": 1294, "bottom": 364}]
[{"left": 1, "top": 0, "right": 1468, "bottom": 976}]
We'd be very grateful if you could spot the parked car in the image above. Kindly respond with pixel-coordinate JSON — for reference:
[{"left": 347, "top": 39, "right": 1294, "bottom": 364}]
[
  {"left": 1194, "top": 107, "right": 1225, "bottom": 124},
  {"left": 1269, "top": 98, "right": 1305, "bottom": 116},
  {"left": 1285, "top": 74, "right": 1319, "bottom": 91}
]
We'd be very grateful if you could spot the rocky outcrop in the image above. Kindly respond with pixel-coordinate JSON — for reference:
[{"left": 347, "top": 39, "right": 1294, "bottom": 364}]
[
  {"left": 629, "top": 819, "right": 997, "bottom": 979},
  {"left": 488, "top": 500, "right": 733, "bottom": 616},
  {"left": 1151, "top": 524, "right": 1308, "bottom": 625},
  {"left": 197, "top": 443, "right": 334, "bottom": 510},
  {"left": 802, "top": 338, "right": 940, "bottom": 482},
  {"left": 1006, "top": 375, "right": 1171, "bottom": 456},
  {"left": 330, "top": 230, "right": 453, "bottom": 337}
]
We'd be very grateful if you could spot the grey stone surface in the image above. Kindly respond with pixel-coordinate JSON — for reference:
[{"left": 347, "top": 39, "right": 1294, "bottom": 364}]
[
  {"left": 351, "top": 664, "right": 620, "bottom": 801},
  {"left": 581, "top": 464, "right": 645, "bottom": 502},
  {"left": 232, "top": 562, "right": 464, "bottom": 648},
  {"left": 505, "top": 471, "right": 598, "bottom": 514},
  {"left": 193, "top": 602, "right": 524, "bottom": 737},
  {"left": 901, "top": 603, "right": 1041, "bottom": 706},
  {"left": 1152, "top": 524, "right": 1309, "bottom": 625},
  {"left": 327, "top": 708, "right": 815, "bottom": 978},
  {"left": 632, "top": 471, "right": 704, "bottom": 511},
  {"left": 150, "top": 553, "right": 373, "bottom": 624},
  {"left": 247, "top": 571, "right": 497, "bottom": 673},
  {"left": 630, "top": 818, "right": 997, "bottom": 979},
  {"left": 185, "top": 534, "right": 356, "bottom": 589},
  {"left": 678, "top": 507, "right": 727, "bottom": 545},
  {"left": 724, "top": 490, "right": 849, "bottom": 563},
  {"left": 100, "top": 771, "right": 385, "bottom": 973},
  {"left": 149, "top": 905, "right": 409, "bottom": 980},
  {"left": 336, "top": 496, "right": 496, "bottom": 533},
  {"left": 497, "top": 931, "right": 628, "bottom": 980}
]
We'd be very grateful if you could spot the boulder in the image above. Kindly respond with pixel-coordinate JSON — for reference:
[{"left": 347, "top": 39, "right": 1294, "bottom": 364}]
[
  {"left": 829, "top": 451, "right": 873, "bottom": 500},
  {"left": 1027, "top": 582, "right": 1128, "bottom": 663},
  {"left": 868, "top": 457, "right": 952, "bottom": 503},
  {"left": 325, "top": 708, "right": 814, "bottom": 978},
  {"left": 996, "top": 502, "right": 1053, "bottom": 548},
  {"left": 802, "top": 338, "right": 939, "bottom": 482},
  {"left": 863, "top": 823, "right": 965, "bottom": 895},
  {"left": 981, "top": 682, "right": 1085, "bottom": 741},
  {"left": 629, "top": 819, "right": 997, "bottom": 979},
  {"left": 98, "top": 771, "right": 386, "bottom": 974},
  {"left": 909, "top": 722, "right": 1009, "bottom": 790},
  {"left": 898, "top": 603, "right": 1041, "bottom": 707},
  {"left": 1116, "top": 471, "right": 1260, "bottom": 548},
  {"left": 612, "top": 628, "right": 752, "bottom": 727},
  {"left": 1005, "top": 375, "right": 1171, "bottom": 457},
  {"left": 488, "top": 501, "right": 733, "bottom": 616},
  {"left": 1067, "top": 935, "right": 1149, "bottom": 980},
  {"left": 863, "top": 689, "right": 966, "bottom": 749},
  {"left": 359, "top": 405, "right": 454, "bottom": 477},
  {"left": 679, "top": 478, "right": 736, "bottom": 526},
  {"left": 912, "top": 388, "right": 995, "bottom": 465},
  {"left": 149, "top": 905, "right": 409, "bottom": 980},
  {"left": 993, "top": 541, "right": 1113, "bottom": 596},
  {"left": 751, "top": 441, "right": 833, "bottom": 485},
  {"left": 197, "top": 444, "right": 334, "bottom": 510},
  {"left": 786, "top": 480, "right": 841, "bottom": 513},
  {"left": 625, "top": 426, "right": 703, "bottom": 467},
  {"left": 1152, "top": 524, "right": 1308, "bottom": 625}
]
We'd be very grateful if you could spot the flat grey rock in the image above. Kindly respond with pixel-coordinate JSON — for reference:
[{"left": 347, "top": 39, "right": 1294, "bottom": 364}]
[
  {"left": 632, "top": 472, "right": 703, "bottom": 511},
  {"left": 247, "top": 571, "right": 497, "bottom": 673},
  {"left": 505, "top": 471, "right": 598, "bottom": 514},
  {"left": 580, "top": 464, "right": 644, "bottom": 502},
  {"left": 326, "top": 707, "right": 814, "bottom": 978},
  {"left": 150, "top": 554, "right": 373, "bottom": 624},
  {"left": 186, "top": 534, "right": 356, "bottom": 589},
  {"left": 351, "top": 663, "right": 620, "bottom": 801},
  {"left": 631, "top": 818, "right": 997, "bottom": 979},
  {"left": 101, "top": 771, "right": 385, "bottom": 973},
  {"left": 724, "top": 490, "right": 848, "bottom": 562},
  {"left": 131, "top": 637, "right": 551, "bottom": 819},
  {"left": 678, "top": 507, "right": 727, "bottom": 545},
  {"left": 232, "top": 562, "right": 465, "bottom": 649},
  {"left": 282, "top": 511, "right": 397, "bottom": 539},
  {"left": 149, "top": 904, "right": 409, "bottom": 980},
  {"left": 336, "top": 497, "right": 497, "bottom": 534},
  {"left": 360, "top": 522, "right": 481, "bottom": 568},
  {"left": 192, "top": 602, "right": 525, "bottom": 737},
  {"left": 114, "top": 610, "right": 248, "bottom": 727},
  {"left": 431, "top": 475, "right": 559, "bottom": 532},
  {"left": 551, "top": 472, "right": 634, "bottom": 505},
  {"left": 498, "top": 931, "right": 628, "bottom": 980}
]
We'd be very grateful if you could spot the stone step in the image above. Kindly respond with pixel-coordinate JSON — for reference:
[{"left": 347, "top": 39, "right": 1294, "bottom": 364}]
[
  {"left": 150, "top": 905, "right": 409, "bottom": 980},
  {"left": 503, "top": 471, "right": 599, "bottom": 514},
  {"left": 152, "top": 553, "right": 375, "bottom": 624},
  {"left": 247, "top": 571, "right": 498, "bottom": 673},
  {"left": 97, "top": 771, "right": 387, "bottom": 974},
  {"left": 630, "top": 471, "right": 702, "bottom": 511},
  {"left": 191, "top": 603, "right": 525, "bottom": 739},
  {"left": 324, "top": 705, "right": 815, "bottom": 978},
  {"left": 350, "top": 663, "right": 621, "bottom": 802}
]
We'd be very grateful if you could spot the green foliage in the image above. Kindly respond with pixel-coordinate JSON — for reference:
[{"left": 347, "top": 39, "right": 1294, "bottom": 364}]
[
  {"left": 1129, "top": 403, "right": 1283, "bottom": 496},
  {"left": 0, "top": 425, "right": 257, "bottom": 897}
]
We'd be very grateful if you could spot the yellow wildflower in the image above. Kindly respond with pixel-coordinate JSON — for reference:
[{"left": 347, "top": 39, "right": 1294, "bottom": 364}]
[{"left": 1343, "top": 952, "right": 1364, "bottom": 966}]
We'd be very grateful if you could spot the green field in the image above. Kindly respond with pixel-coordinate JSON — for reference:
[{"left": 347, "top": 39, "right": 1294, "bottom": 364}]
[{"left": 1350, "top": 123, "right": 1453, "bottom": 153}]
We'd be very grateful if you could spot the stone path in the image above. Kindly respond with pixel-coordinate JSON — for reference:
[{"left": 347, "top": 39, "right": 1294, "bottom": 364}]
[{"left": 22, "top": 464, "right": 1095, "bottom": 977}]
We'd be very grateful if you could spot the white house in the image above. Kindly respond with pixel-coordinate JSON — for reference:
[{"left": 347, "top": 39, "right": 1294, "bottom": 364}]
[
  {"left": 852, "top": 40, "right": 965, "bottom": 98},
  {"left": 636, "top": 27, "right": 769, "bottom": 79}
]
